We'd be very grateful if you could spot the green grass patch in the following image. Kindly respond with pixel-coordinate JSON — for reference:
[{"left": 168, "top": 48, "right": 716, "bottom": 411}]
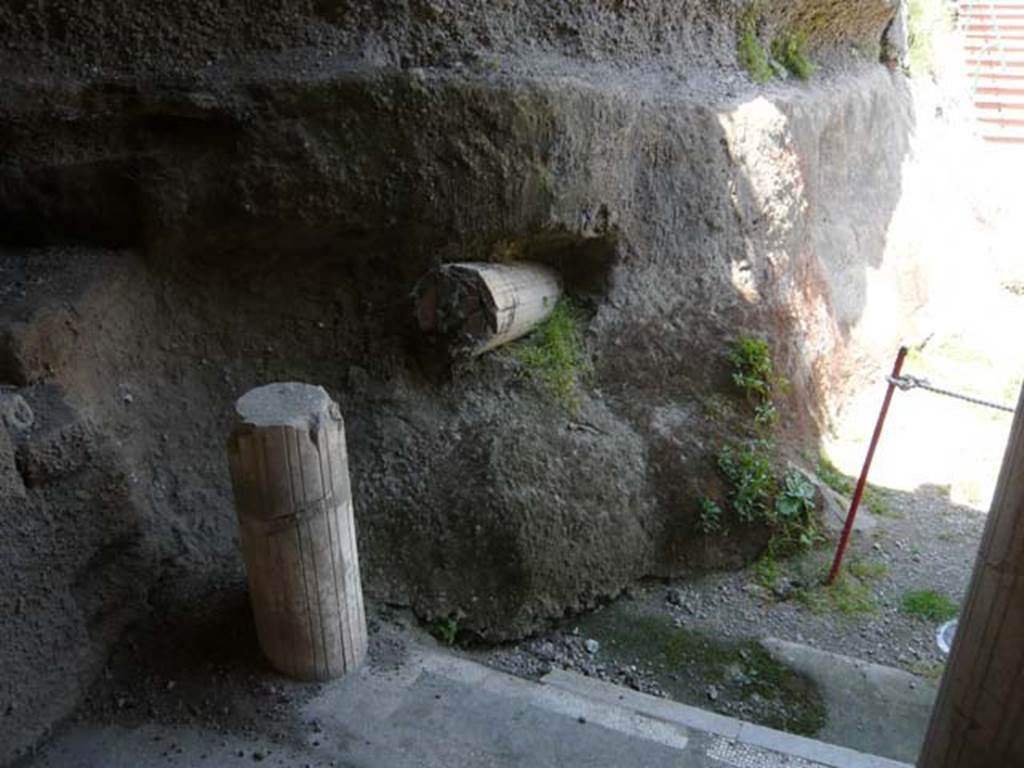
[
  {"left": 816, "top": 455, "right": 854, "bottom": 496},
  {"left": 753, "top": 553, "right": 782, "bottom": 591},
  {"left": 863, "top": 486, "right": 900, "bottom": 518},
  {"left": 737, "top": 5, "right": 773, "bottom": 83},
  {"left": 771, "top": 31, "right": 815, "bottom": 80},
  {"left": 909, "top": 661, "right": 947, "bottom": 681},
  {"left": 510, "top": 299, "right": 590, "bottom": 413},
  {"left": 847, "top": 560, "right": 889, "bottom": 581},
  {"left": 799, "top": 573, "right": 878, "bottom": 615},
  {"left": 816, "top": 455, "right": 900, "bottom": 518},
  {"left": 901, "top": 590, "right": 958, "bottom": 622}
]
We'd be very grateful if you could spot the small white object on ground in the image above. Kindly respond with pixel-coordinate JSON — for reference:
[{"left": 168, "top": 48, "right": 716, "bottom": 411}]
[{"left": 936, "top": 620, "right": 957, "bottom": 657}]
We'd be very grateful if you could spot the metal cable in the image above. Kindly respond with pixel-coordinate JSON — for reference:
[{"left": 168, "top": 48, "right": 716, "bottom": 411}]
[{"left": 888, "top": 375, "right": 1017, "bottom": 414}]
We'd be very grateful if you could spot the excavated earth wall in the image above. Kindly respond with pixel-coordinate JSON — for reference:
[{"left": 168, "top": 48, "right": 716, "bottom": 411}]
[{"left": 0, "top": 1, "right": 924, "bottom": 761}]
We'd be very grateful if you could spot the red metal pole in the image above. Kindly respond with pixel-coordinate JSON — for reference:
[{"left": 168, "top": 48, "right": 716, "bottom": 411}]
[{"left": 826, "top": 346, "right": 908, "bottom": 585}]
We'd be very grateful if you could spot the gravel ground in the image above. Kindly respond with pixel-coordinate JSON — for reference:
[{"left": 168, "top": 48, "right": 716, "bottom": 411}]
[{"left": 472, "top": 479, "right": 986, "bottom": 726}]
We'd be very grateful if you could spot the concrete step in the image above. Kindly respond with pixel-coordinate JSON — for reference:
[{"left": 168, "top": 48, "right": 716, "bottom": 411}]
[
  {"left": 544, "top": 664, "right": 913, "bottom": 768},
  {"left": 758, "top": 639, "right": 938, "bottom": 765},
  {"left": 27, "top": 644, "right": 916, "bottom": 768}
]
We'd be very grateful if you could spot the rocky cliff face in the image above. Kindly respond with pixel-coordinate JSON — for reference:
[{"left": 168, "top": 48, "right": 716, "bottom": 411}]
[
  {"left": 0, "top": 1, "right": 917, "bottom": 761},
  {"left": 0, "top": 1, "right": 896, "bottom": 75}
]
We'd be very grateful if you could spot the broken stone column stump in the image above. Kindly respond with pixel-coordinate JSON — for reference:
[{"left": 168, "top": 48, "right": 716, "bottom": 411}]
[
  {"left": 227, "top": 382, "right": 367, "bottom": 681},
  {"left": 414, "top": 261, "right": 563, "bottom": 356}
]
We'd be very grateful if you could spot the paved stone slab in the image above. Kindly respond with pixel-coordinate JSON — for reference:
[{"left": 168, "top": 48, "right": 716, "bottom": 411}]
[
  {"left": 25, "top": 645, "right": 912, "bottom": 768},
  {"left": 542, "top": 667, "right": 911, "bottom": 768}
]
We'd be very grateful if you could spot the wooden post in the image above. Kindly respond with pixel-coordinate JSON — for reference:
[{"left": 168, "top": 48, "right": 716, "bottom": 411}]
[
  {"left": 227, "top": 382, "right": 367, "bottom": 681},
  {"left": 918, "top": 384, "right": 1024, "bottom": 767}
]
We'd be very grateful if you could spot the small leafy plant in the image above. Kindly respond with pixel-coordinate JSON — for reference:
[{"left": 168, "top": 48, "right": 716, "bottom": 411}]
[
  {"left": 771, "top": 472, "right": 821, "bottom": 554},
  {"left": 816, "top": 454, "right": 899, "bottom": 517},
  {"left": 435, "top": 615, "right": 460, "bottom": 646},
  {"left": 729, "top": 336, "right": 788, "bottom": 429},
  {"left": 715, "top": 444, "right": 821, "bottom": 556},
  {"left": 730, "top": 336, "right": 774, "bottom": 401},
  {"left": 698, "top": 498, "right": 725, "bottom": 535},
  {"left": 718, "top": 440, "right": 775, "bottom": 524}
]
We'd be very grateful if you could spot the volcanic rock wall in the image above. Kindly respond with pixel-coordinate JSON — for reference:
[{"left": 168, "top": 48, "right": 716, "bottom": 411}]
[{"left": 0, "top": 1, "right": 919, "bottom": 761}]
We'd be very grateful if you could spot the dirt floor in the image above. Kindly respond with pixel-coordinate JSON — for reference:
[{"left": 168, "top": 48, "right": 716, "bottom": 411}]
[{"left": 25, "top": 587, "right": 418, "bottom": 766}]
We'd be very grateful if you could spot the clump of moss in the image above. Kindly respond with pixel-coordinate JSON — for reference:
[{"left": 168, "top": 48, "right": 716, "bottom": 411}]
[
  {"left": 737, "top": 3, "right": 818, "bottom": 84},
  {"left": 737, "top": 4, "right": 774, "bottom": 83},
  {"left": 578, "top": 610, "right": 826, "bottom": 736},
  {"left": 510, "top": 299, "right": 590, "bottom": 413},
  {"left": 772, "top": 31, "right": 815, "bottom": 80}
]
